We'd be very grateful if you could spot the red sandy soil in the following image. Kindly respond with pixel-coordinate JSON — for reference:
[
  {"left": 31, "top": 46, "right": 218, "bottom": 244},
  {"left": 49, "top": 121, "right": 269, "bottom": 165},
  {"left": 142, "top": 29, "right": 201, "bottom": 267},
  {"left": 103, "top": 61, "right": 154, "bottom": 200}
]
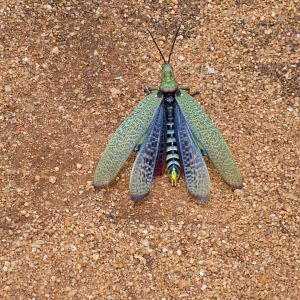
[{"left": 1, "top": 1, "right": 299, "bottom": 299}]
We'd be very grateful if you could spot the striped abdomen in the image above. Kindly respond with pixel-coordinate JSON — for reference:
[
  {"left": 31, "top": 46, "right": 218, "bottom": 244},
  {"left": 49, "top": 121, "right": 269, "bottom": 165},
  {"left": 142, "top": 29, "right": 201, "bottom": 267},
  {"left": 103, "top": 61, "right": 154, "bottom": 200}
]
[{"left": 166, "top": 106, "right": 180, "bottom": 186}]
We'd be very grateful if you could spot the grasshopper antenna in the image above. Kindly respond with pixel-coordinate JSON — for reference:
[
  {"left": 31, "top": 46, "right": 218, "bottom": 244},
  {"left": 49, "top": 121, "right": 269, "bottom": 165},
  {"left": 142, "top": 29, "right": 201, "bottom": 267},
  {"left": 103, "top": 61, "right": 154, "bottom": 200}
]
[
  {"left": 168, "top": 24, "right": 181, "bottom": 63},
  {"left": 147, "top": 29, "right": 166, "bottom": 64}
]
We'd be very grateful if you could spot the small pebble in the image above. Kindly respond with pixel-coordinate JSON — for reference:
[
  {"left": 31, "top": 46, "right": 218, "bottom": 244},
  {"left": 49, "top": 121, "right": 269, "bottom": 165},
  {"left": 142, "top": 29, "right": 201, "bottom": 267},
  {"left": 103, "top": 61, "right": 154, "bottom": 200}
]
[
  {"left": 207, "top": 67, "right": 217, "bottom": 74},
  {"left": 141, "top": 239, "right": 149, "bottom": 247},
  {"left": 52, "top": 46, "right": 59, "bottom": 54},
  {"left": 110, "top": 87, "right": 121, "bottom": 98},
  {"left": 178, "top": 55, "right": 185, "bottom": 61},
  {"left": 234, "top": 189, "right": 243, "bottom": 196},
  {"left": 69, "top": 244, "right": 77, "bottom": 252},
  {"left": 49, "top": 176, "right": 57, "bottom": 184},
  {"left": 4, "top": 84, "right": 11, "bottom": 92},
  {"left": 44, "top": 4, "right": 52, "bottom": 10}
]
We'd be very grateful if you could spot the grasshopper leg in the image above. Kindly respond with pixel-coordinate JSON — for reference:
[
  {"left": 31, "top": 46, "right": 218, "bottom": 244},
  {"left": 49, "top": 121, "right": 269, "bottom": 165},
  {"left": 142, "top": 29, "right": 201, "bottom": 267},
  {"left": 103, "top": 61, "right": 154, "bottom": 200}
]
[
  {"left": 178, "top": 85, "right": 190, "bottom": 92},
  {"left": 178, "top": 86, "right": 200, "bottom": 97},
  {"left": 191, "top": 91, "right": 200, "bottom": 97},
  {"left": 144, "top": 86, "right": 159, "bottom": 95}
]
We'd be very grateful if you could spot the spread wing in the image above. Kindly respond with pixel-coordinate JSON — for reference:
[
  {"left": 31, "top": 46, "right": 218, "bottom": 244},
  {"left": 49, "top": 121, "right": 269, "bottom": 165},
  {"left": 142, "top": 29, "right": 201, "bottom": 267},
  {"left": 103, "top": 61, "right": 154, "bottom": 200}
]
[
  {"left": 176, "top": 91, "right": 243, "bottom": 189},
  {"left": 175, "top": 105, "right": 210, "bottom": 201},
  {"left": 94, "top": 93, "right": 162, "bottom": 188},
  {"left": 130, "top": 105, "right": 164, "bottom": 200}
]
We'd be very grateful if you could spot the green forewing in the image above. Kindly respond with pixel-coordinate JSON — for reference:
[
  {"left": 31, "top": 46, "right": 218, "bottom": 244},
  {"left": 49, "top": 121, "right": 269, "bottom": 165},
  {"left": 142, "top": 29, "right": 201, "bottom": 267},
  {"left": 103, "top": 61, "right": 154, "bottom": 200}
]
[
  {"left": 176, "top": 91, "right": 243, "bottom": 188},
  {"left": 94, "top": 93, "right": 162, "bottom": 187}
]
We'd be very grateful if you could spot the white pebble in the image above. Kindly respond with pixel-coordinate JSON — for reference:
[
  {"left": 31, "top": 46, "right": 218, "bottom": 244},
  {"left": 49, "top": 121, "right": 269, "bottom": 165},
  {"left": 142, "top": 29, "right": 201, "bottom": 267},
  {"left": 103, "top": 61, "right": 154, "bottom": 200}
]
[
  {"left": 3, "top": 266, "right": 8, "bottom": 272},
  {"left": 110, "top": 87, "right": 121, "bottom": 98},
  {"left": 52, "top": 46, "right": 59, "bottom": 54},
  {"left": 4, "top": 84, "right": 11, "bottom": 92},
  {"left": 49, "top": 176, "right": 57, "bottom": 184},
  {"left": 178, "top": 55, "right": 185, "bottom": 61},
  {"left": 141, "top": 239, "right": 149, "bottom": 247},
  {"left": 45, "top": 4, "right": 52, "bottom": 10},
  {"left": 69, "top": 244, "right": 77, "bottom": 252},
  {"left": 207, "top": 67, "right": 217, "bottom": 74}
]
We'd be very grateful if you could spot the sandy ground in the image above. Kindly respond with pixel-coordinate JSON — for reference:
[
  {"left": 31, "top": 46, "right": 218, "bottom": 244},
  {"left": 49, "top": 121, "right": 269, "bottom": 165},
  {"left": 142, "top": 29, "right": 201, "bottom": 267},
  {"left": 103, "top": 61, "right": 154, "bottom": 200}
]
[{"left": 1, "top": 1, "right": 299, "bottom": 299}]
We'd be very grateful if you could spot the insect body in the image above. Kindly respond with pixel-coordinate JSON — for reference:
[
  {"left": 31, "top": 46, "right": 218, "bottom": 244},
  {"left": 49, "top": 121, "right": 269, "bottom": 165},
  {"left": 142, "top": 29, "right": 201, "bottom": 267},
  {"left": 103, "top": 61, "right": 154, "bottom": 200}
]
[
  {"left": 93, "top": 26, "right": 243, "bottom": 202},
  {"left": 164, "top": 93, "right": 181, "bottom": 186}
]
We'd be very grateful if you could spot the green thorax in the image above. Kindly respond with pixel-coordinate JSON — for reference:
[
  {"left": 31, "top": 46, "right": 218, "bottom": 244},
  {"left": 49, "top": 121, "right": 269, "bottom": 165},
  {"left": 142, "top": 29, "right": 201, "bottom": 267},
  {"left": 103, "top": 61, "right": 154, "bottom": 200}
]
[{"left": 160, "top": 64, "right": 177, "bottom": 92}]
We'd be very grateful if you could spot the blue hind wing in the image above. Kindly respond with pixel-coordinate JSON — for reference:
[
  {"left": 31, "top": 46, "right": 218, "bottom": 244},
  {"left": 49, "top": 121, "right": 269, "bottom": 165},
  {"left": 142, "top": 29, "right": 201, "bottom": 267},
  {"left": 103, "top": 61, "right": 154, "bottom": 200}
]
[
  {"left": 175, "top": 105, "right": 211, "bottom": 201},
  {"left": 130, "top": 105, "right": 164, "bottom": 200}
]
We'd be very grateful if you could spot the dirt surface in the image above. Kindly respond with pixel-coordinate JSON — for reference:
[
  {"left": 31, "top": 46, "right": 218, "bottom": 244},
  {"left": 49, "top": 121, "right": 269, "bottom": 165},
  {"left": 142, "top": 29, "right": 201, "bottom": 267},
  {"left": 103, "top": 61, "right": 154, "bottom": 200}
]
[{"left": 1, "top": 1, "right": 299, "bottom": 299}]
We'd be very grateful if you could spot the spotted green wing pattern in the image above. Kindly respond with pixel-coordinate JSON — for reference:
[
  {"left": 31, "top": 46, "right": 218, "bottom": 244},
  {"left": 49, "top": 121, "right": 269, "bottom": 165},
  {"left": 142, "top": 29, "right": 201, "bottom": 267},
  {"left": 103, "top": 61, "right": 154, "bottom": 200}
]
[
  {"left": 176, "top": 91, "right": 243, "bottom": 188},
  {"left": 94, "top": 93, "right": 162, "bottom": 188},
  {"left": 130, "top": 105, "right": 164, "bottom": 200},
  {"left": 175, "top": 105, "right": 210, "bottom": 201}
]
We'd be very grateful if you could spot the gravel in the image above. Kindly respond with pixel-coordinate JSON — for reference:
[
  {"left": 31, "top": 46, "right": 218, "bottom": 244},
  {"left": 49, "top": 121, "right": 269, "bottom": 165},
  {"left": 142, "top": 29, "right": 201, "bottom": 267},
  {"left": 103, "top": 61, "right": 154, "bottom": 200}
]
[{"left": 1, "top": 1, "right": 299, "bottom": 299}]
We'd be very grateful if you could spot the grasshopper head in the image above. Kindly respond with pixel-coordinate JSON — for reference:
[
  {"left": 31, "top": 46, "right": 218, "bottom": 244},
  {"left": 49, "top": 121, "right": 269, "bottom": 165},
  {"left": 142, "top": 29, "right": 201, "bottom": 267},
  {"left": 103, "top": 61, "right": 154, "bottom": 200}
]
[
  {"left": 160, "top": 63, "right": 177, "bottom": 92},
  {"left": 147, "top": 25, "right": 181, "bottom": 92}
]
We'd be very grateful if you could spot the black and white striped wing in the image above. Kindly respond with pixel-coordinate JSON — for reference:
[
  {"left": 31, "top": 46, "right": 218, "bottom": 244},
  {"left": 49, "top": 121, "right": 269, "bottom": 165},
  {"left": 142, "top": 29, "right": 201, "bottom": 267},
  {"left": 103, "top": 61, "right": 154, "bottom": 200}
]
[
  {"left": 175, "top": 105, "right": 211, "bottom": 201},
  {"left": 130, "top": 105, "right": 165, "bottom": 200}
]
